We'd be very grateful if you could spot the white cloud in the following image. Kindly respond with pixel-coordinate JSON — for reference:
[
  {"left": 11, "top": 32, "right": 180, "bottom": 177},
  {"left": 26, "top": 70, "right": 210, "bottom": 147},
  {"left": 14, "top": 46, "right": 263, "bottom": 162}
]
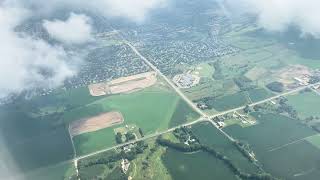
[
  {"left": 20, "top": 0, "right": 168, "bottom": 22},
  {"left": 43, "top": 13, "right": 93, "bottom": 45},
  {"left": 0, "top": 3, "right": 78, "bottom": 98},
  {"left": 225, "top": 0, "right": 320, "bottom": 38}
]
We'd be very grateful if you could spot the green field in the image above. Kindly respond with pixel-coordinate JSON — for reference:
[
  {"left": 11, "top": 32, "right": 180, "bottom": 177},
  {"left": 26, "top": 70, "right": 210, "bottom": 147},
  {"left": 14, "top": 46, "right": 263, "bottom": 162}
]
[
  {"left": 212, "top": 92, "right": 249, "bottom": 111},
  {"left": 247, "top": 88, "right": 274, "bottom": 102},
  {"left": 73, "top": 86, "right": 199, "bottom": 156},
  {"left": 23, "top": 162, "right": 76, "bottom": 180},
  {"left": 306, "top": 134, "right": 320, "bottom": 149},
  {"left": 287, "top": 91, "right": 320, "bottom": 118},
  {"left": 162, "top": 148, "right": 237, "bottom": 180},
  {"left": 224, "top": 112, "right": 320, "bottom": 179},
  {"left": 0, "top": 104, "right": 74, "bottom": 175},
  {"left": 191, "top": 122, "right": 259, "bottom": 174}
]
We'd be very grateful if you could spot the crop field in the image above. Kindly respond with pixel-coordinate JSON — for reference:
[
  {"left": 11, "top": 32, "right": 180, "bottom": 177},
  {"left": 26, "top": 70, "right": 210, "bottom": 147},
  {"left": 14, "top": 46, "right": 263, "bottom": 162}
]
[
  {"left": 168, "top": 99, "right": 200, "bottom": 127},
  {"left": 224, "top": 112, "right": 320, "bottom": 179},
  {"left": 23, "top": 162, "right": 76, "bottom": 180},
  {"left": 306, "top": 134, "right": 320, "bottom": 149},
  {"left": 191, "top": 122, "right": 259, "bottom": 174},
  {"left": 183, "top": 79, "right": 225, "bottom": 100},
  {"left": 162, "top": 149, "right": 237, "bottom": 180},
  {"left": 287, "top": 91, "right": 320, "bottom": 118},
  {"left": 211, "top": 92, "right": 249, "bottom": 111},
  {"left": 247, "top": 88, "right": 274, "bottom": 102},
  {"left": 73, "top": 125, "right": 119, "bottom": 156},
  {"left": 72, "top": 86, "right": 199, "bottom": 155},
  {"left": 0, "top": 104, "right": 74, "bottom": 175}
]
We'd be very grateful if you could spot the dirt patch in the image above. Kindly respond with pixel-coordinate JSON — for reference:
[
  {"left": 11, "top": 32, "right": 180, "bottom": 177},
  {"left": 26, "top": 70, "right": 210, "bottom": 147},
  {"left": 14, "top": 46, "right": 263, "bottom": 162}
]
[
  {"left": 88, "top": 71, "right": 157, "bottom": 96},
  {"left": 275, "top": 65, "right": 312, "bottom": 88},
  {"left": 70, "top": 111, "right": 124, "bottom": 136}
]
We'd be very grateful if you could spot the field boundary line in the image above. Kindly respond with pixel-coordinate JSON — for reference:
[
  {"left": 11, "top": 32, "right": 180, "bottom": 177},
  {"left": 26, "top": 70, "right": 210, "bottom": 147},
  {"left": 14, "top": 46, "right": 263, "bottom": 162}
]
[{"left": 268, "top": 134, "right": 319, "bottom": 152}]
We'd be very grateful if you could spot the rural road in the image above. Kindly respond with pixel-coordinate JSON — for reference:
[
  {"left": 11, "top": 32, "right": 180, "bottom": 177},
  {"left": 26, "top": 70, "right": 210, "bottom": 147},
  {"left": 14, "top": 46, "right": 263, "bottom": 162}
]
[{"left": 73, "top": 32, "right": 320, "bottom": 176}]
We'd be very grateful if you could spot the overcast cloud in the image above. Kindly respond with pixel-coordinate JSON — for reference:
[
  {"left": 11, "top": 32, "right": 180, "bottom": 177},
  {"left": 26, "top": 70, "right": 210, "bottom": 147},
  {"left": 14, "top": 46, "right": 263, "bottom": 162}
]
[
  {"left": 43, "top": 13, "right": 93, "bottom": 45},
  {"left": 225, "top": 0, "right": 320, "bottom": 38}
]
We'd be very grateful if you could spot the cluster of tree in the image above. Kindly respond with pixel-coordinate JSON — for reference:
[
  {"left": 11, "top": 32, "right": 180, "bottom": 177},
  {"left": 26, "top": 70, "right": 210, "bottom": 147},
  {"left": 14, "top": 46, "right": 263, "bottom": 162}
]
[
  {"left": 115, "top": 132, "right": 123, "bottom": 144},
  {"left": 139, "top": 128, "right": 144, "bottom": 137},
  {"left": 233, "top": 76, "right": 256, "bottom": 91},
  {"left": 157, "top": 136, "right": 277, "bottom": 180},
  {"left": 173, "top": 127, "right": 198, "bottom": 143},
  {"left": 211, "top": 61, "right": 224, "bottom": 80},
  {"left": 277, "top": 99, "right": 298, "bottom": 119},
  {"left": 156, "top": 137, "right": 202, "bottom": 152},
  {"left": 304, "top": 116, "right": 320, "bottom": 123},
  {"left": 125, "top": 132, "right": 136, "bottom": 142},
  {"left": 309, "top": 75, "right": 320, "bottom": 84},
  {"left": 244, "top": 105, "right": 253, "bottom": 114},
  {"left": 195, "top": 96, "right": 216, "bottom": 110},
  {"left": 115, "top": 131, "right": 137, "bottom": 144},
  {"left": 105, "top": 166, "right": 127, "bottom": 180},
  {"left": 266, "top": 82, "right": 284, "bottom": 93},
  {"left": 233, "top": 141, "right": 257, "bottom": 164},
  {"left": 79, "top": 141, "right": 148, "bottom": 169}
]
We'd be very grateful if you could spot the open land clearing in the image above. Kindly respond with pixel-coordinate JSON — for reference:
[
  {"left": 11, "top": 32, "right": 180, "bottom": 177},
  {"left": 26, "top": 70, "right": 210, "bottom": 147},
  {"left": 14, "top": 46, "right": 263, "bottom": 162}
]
[
  {"left": 88, "top": 71, "right": 157, "bottom": 96},
  {"left": 70, "top": 111, "right": 124, "bottom": 136}
]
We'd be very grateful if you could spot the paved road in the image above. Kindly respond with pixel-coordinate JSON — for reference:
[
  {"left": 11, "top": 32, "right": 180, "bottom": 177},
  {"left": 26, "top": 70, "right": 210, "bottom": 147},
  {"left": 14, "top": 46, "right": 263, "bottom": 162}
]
[
  {"left": 73, "top": 32, "right": 320, "bottom": 173},
  {"left": 76, "top": 117, "right": 207, "bottom": 161},
  {"left": 124, "top": 41, "right": 206, "bottom": 117},
  {"left": 75, "top": 81, "right": 320, "bottom": 162}
]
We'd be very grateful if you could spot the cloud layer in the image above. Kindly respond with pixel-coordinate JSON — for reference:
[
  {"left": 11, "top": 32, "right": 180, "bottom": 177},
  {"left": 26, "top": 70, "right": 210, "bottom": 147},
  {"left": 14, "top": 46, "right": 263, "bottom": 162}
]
[
  {"left": 225, "top": 0, "right": 320, "bottom": 38},
  {"left": 0, "top": 4, "right": 78, "bottom": 97},
  {"left": 0, "top": 0, "right": 168, "bottom": 98},
  {"left": 43, "top": 13, "right": 93, "bottom": 45},
  {"left": 21, "top": 0, "right": 168, "bottom": 22}
]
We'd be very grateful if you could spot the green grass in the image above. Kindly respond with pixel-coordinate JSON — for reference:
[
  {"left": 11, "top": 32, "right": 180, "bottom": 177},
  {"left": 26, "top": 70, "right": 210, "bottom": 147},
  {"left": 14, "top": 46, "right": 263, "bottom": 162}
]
[
  {"left": 169, "top": 99, "right": 200, "bottom": 128},
  {"left": 191, "top": 122, "right": 259, "bottom": 174},
  {"left": 306, "top": 134, "right": 320, "bottom": 149},
  {"left": 287, "top": 91, "right": 320, "bottom": 118},
  {"left": 225, "top": 112, "right": 317, "bottom": 151},
  {"left": 24, "top": 162, "right": 76, "bottom": 180},
  {"left": 73, "top": 86, "right": 199, "bottom": 156},
  {"left": 224, "top": 112, "right": 319, "bottom": 179},
  {"left": 192, "top": 63, "right": 214, "bottom": 78},
  {"left": 247, "top": 88, "right": 274, "bottom": 102},
  {"left": 212, "top": 92, "right": 249, "bottom": 111},
  {"left": 261, "top": 140, "right": 320, "bottom": 180},
  {"left": 73, "top": 125, "right": 119, "bottom": 156},
  {"left": 162, "top": 148, "right": 237, "bottom": 180}
]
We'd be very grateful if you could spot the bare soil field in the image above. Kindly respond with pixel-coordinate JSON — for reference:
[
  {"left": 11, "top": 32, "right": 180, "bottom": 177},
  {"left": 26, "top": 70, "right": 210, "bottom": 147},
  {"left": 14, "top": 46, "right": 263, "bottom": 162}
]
[
  {"left": 88, "top": 71, "right": 157, "bottom": 96},
  {"left": 70, "top": 111, "right": 124, "bottom": 136}
]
